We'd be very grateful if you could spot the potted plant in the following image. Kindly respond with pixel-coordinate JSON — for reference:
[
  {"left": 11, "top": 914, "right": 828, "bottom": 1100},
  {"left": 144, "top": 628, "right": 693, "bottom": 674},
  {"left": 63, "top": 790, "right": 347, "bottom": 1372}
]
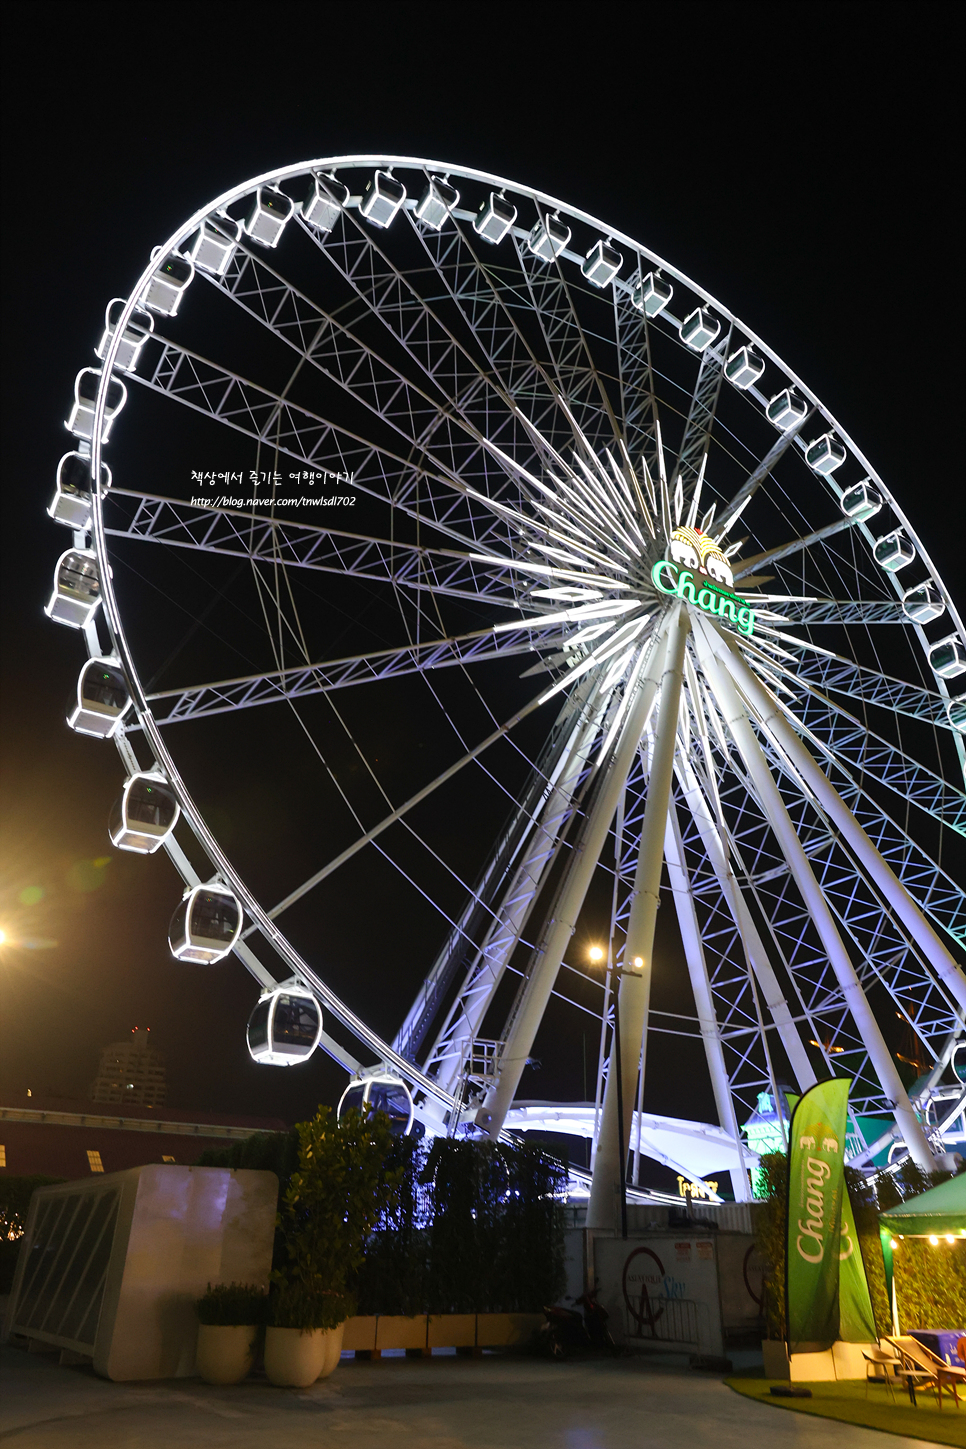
[
  {"left": 194, "top": 1283, "right": 268, "bottom": 1385},
  {"left": 264, "top": 1105, "right": 401, "bottom": 1387}
]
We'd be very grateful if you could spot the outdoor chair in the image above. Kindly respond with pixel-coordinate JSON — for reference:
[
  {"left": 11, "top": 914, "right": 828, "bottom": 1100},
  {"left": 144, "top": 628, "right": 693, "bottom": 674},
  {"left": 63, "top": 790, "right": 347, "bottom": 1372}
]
[
  {"left": 886, "top": 1335, "right": 965, "bottom": 1410},
  {"left": 862, "top": 1346, "right": 900, "bottom": 1403}
]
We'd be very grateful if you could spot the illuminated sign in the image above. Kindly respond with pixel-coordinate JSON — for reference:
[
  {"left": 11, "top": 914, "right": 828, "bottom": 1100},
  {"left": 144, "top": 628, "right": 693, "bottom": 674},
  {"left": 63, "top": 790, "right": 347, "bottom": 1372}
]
[
  {"left": 652, "top": 526, "right": 755, "bottom": 636},
  {"left": 676, "top": 1175, "right": 719, "bottom": 1200}
]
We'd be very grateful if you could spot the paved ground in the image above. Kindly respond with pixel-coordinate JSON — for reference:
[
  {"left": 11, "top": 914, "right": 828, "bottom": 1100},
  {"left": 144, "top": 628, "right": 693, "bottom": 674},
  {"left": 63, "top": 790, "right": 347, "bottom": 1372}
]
[{"left": 0, "top": 1344, "right": 943, "bottom": 1448}]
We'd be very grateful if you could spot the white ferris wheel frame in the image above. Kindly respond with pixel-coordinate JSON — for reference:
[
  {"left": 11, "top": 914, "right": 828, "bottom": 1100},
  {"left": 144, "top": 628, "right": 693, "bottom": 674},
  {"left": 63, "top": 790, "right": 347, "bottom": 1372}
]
[{"left": 78, "top": 155, "right": 966, "bottom": 1203}]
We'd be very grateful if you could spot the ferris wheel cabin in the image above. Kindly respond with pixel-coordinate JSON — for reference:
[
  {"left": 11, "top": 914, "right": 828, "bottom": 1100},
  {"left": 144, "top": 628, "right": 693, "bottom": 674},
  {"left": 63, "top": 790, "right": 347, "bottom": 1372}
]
[
  {"left": 632, "top": 270, "right": 672, "bottom": 317},
  {"left": 873, "top": 529, "right": 916, "bottom": 572},
  {"left": 66, "top": 369, "right": 127, "bottom": 444},
  {"left": 840, "top": 480, "right": 882, "bottom": 521},
  {"left": 95, "top": 299, "right": 154, "bottom": 374},
  {"left": 338, "top": 1072, "right": 415, "bottom": 1136},
  {"left": 109, "top": 772, "right": 180, "bottom": 854},
  {"left": 902, "top": 580, "right": 945, "bottom": 624},
  {"left": 141, "top": 252, "right": 195, "bottom": 316},
  {"left": 246, "top": 984, "right": 323, "bottom": 1066},
  {"left": 766, "top": 388, "right": 808, "bottom": 431},
  {"left": 48, "top": 452, "right": 107, "bottom": 531},
  {"left": 414, "top": 176, "right": 460, "bottom": 231},
  {"left": 188, "top": 215, "right": 242, "bottom": 276},
  {"left": 359, "top": 171, "right": 406, "bottom": 230},
  {"left": 680, "top": 308, "right": 721, "bottom": 352},
  {"left": 474, "top": 192, "right": 517, "bottom": 245},
  {"left": 302, "top": 174, "right": 349, "bottom": 233},
  {"left": 725, "top": 346, "right": 765, "bottom": 390},
  {"left": 243, "top": 187, "right": 295, "bottom": 248},
  {"left": 67, "top": 657, "right": 130, "bottom": 737},
  {"left": 168, "top": 884, "right": 243, "bottom": 964},
  {"left": 45, "top": 549, "right": 101, "bottom": 629}
]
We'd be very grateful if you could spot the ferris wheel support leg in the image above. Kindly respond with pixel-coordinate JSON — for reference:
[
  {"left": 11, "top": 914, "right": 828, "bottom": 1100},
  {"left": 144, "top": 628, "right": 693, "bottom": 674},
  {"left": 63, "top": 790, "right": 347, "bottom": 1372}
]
[
  {"left": 716, "top": 634, "right": 966, "bottom": 1015},
  {"left": 664, "top": 801, "right": 753, "bottom": 1202},
  {"left": 694, "top": 619, "right": 937, "bottom": 1173},
  {"left": 475, "top": 621, "right": 672, "bottom": 1140},
  {"left": 673, "top": 754, "right": 818, "bottom": 1095},
  {"left": 588, "top": 607, "right": 690, "bottom": 1231}
]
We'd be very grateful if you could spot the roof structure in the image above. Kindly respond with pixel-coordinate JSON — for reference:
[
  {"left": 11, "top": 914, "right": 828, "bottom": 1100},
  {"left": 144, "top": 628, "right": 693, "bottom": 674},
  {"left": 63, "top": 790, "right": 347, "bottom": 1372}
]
[{"left": 880, "top": 1174, "right": 966, "bottom": 1236}]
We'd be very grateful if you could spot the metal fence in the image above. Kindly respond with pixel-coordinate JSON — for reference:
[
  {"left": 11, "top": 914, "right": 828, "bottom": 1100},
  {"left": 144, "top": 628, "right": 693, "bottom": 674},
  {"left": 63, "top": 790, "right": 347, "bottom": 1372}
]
[{"left": 625, "top": 1294, "right": 699, "bottom": 1346}]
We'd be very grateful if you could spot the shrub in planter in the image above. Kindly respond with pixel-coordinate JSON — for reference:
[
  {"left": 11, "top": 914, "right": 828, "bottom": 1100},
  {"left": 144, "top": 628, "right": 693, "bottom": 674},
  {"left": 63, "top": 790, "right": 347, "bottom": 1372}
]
[
  {"left": 194, "top": 1283, "right": 268, "bottom": 1384},
  {"left": 266, "top": 1106, "right": 402, "bottom": 1386}
]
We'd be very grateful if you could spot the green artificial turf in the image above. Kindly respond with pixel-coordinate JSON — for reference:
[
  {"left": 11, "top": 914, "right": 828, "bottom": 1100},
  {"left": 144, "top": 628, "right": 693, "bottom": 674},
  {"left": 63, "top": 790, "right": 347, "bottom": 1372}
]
[{"left": 725, "top": 1375, "right": 966, "bottom": 1446}]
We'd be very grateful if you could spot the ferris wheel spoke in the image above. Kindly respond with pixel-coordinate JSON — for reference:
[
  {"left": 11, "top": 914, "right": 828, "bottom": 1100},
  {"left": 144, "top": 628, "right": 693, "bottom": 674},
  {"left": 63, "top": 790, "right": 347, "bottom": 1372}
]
[
  {"left": 140, "top": 618, "right": 577, "bottom": 726},
  {"left": 510, "top": 235, "right": 623, "bottom": 450},
  {"left": 742, "top": 651, "right": 966, "bottom": 833},
  {"left": 304, "top": 205, "right": 590, "bottom": 514},
  {"left": 766, "top": 638, "right": 954, "bottom": 731},
  {"left": 129, "top": 336, "right": 525, "bottom": 551},
  {"left": 671, "top": 331, "right": 732, "bottom": 521},
  {"left": 715, "top": 407, "right": 815, "bottom": 537},
  {"left": 612, "top": 289, "right": 662, "bottom": 475},
  {"left": 715, "top": 631, "right": 966, "bottom": 954},
  {"left": 409, "top": 212, "right": 621, "bottom": 467},
  {"left": 734, "top": 515, "right": 866, "bottom": 581},
  {"left": 774, "top": 599, "right": 906, "bottom": 626},
  {"left": 104, "top": 490, "right": 529, "bottom": 610},
  {"left": 258, "top": 676, "right": 599, "bottom": 943},
  {"left": 203, "top": 239, "right": 556, "bottom": 521}
]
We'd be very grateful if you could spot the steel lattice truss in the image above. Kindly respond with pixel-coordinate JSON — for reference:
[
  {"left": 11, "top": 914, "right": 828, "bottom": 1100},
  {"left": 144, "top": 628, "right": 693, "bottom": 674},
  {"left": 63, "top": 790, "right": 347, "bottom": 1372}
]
[{"left": 55, "top": 156, "right": 965, "bottom": 1208}]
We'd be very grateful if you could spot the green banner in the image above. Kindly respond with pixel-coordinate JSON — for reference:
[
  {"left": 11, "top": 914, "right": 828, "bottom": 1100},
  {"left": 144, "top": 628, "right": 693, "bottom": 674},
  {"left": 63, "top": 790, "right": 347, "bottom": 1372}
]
[
  {"left": 838, "top": 1183, "right": 877, "bottom": 1342},
  {"left": 786, "top": 1078, "right": 849, "bottom": 1350}
]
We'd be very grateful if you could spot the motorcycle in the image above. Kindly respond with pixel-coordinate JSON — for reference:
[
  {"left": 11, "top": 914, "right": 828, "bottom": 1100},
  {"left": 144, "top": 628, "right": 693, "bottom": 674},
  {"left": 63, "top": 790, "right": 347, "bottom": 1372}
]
[{"left": 541, "top": 1289, "right": 618, "bottom": 1360}]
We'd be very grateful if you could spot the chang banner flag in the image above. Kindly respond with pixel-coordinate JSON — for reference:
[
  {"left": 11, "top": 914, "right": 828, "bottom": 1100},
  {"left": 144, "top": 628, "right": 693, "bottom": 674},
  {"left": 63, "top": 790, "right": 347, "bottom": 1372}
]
[
  {"left": 838, "top": 1182, "right": 877, "bottom": 1343},
  {"left": 786, "top": 1078, "right": 849, "bottom": 1350}
]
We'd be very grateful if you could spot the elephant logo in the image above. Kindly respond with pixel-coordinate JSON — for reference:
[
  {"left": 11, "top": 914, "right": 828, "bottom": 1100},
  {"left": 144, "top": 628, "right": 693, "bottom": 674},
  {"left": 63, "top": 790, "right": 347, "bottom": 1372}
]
[{"left": 668, "top": 527, "right": 734, "bottom": 589}]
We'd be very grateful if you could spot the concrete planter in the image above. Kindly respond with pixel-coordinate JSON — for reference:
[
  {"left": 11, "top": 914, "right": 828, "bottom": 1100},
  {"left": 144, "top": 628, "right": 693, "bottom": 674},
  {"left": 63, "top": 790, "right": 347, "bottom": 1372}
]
[
  {"left": 375, "top": 1315, "right": 427, "bottom": 1351},
  {"left": 476, "top": 1313, "right": 543, "bottom": 1347},
  {"left": 264, "top": 1326, "right": 328, "bottom": 1387},
  {"left": 195, "top": 1323, "right": 258, "bottom": 1384},
  {"left": 319, "top": 1321, "right": 345, "bottom": 1379}
]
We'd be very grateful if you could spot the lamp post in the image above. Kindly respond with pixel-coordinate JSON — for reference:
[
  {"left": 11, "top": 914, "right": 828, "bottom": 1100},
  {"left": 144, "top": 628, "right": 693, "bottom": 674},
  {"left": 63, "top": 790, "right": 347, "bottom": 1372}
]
[{"left": 590, "top": 946, "right": 629, "bottom": 1239}]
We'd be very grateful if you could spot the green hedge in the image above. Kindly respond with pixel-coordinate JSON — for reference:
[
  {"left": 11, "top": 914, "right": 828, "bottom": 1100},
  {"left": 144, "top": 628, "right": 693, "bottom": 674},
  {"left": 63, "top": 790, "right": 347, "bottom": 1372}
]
[{"left": 196, "top": 1128, "right": 566, "bottom": 1315}]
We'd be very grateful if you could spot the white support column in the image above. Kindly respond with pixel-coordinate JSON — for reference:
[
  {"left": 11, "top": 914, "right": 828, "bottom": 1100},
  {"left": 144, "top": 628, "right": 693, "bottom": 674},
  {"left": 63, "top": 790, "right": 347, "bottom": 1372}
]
[
  {"left": 714, "top": 632, "right": 966, "bottom": 1014},
  {"left": 674, "top": 753, "right": 818, "bottom": 1094},
  {"left": 588, "top": 606, "right": 690, "bottom": 1230},
  {"left": 693, "top": 616, "right": 937, "bottom": 1172},
  {"left": 664, "top": 800, "right": 752, "bottom": 1202},
  {"left": 476, "top": 620, "right": 672, "bottom": 1138}
]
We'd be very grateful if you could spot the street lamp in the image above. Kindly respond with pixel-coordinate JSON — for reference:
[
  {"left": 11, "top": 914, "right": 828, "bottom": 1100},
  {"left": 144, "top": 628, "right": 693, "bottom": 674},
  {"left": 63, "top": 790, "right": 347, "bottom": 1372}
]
[{"left": 590, "top": 944, "right": 629, "bottom": 1239}]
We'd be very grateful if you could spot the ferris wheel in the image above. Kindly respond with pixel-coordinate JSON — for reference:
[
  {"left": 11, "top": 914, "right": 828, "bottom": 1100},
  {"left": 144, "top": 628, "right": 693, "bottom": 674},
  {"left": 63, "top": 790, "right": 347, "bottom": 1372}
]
[{"left": 47, "top": 155, "right": 966, "bottom": 1216}]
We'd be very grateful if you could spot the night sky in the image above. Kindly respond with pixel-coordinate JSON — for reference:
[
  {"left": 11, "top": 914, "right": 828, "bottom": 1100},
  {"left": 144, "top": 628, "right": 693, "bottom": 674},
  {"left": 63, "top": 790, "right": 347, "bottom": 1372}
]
[{"left": 2, "top": 3, "right": 963, "bottom": 1167}]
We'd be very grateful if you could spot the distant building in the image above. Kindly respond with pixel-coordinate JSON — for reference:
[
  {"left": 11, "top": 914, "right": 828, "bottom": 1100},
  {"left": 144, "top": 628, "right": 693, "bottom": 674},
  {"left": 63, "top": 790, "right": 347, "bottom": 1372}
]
[{"left": 90, "top": 1027, "right": 167, "bottom": 1107}]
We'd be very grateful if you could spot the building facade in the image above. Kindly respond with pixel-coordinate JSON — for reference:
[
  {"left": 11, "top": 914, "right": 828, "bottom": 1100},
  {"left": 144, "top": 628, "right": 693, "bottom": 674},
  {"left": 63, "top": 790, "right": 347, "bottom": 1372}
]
[{"left": 90, "top": 1027, "right": 167, "bottom": 1107}]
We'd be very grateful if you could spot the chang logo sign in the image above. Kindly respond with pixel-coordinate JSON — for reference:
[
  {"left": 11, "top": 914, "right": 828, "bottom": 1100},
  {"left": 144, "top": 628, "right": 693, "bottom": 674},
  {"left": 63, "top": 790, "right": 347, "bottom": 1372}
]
[
  {"left": 652, "top": 527, "right": 756, "bottom": 637},
  {"left": 794, "top": 1120, "right": 842, "bottom": 1266}
]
